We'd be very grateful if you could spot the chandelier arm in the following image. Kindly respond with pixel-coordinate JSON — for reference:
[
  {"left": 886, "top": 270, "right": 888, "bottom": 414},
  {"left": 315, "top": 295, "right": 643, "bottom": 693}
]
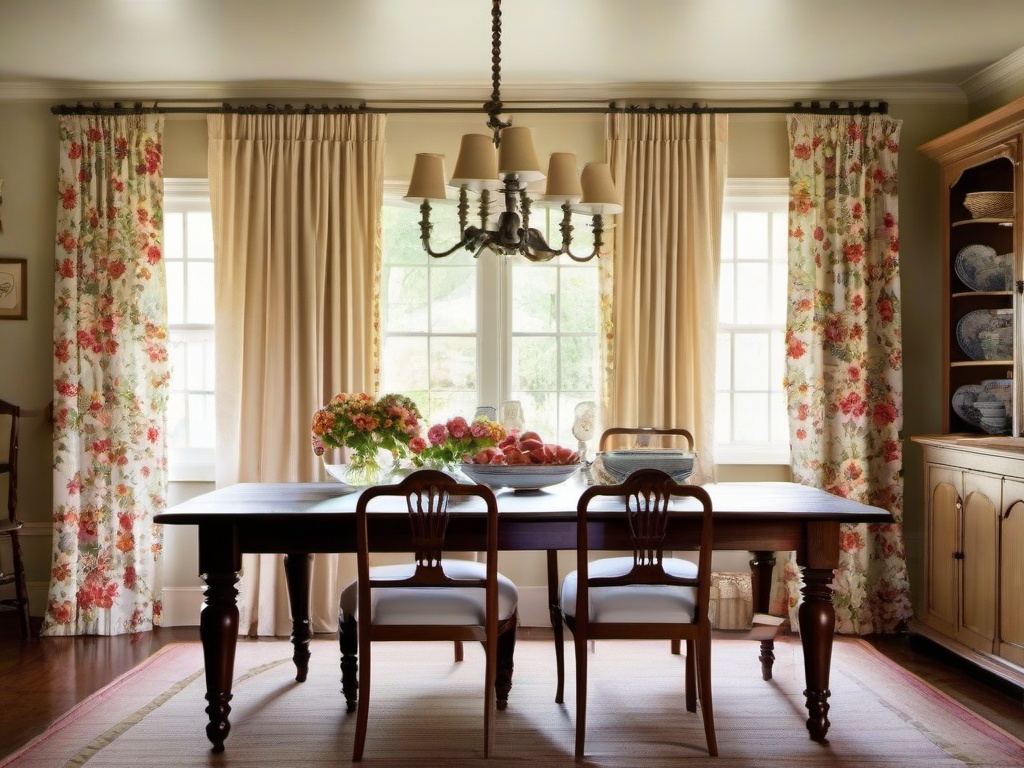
[
  {"left": 417, "top": 202, "right": 475, "bottom": 259},
  {"left": 563, "top": 214, "right": 605, "bottom": 263},
  {"left": 457, "top": 186, "right": 470, "bottom": 235}
]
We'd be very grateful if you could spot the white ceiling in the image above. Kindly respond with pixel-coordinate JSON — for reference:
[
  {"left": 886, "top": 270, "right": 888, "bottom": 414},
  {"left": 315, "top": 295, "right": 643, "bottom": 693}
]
[{"left": 2, "top": 0, "right": 1024, "bottom": 103}]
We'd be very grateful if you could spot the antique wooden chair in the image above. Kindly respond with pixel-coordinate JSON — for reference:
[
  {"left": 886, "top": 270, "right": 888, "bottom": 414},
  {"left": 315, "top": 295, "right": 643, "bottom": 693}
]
[
  {"left": 0, "top": 399, "right": 31, "bottom": 639},
  {"left": 556, "top": 468, "right": 717, "bottom": 759},
  {"left": 339, "top": 469, "right": 519, "bottom": 761}
]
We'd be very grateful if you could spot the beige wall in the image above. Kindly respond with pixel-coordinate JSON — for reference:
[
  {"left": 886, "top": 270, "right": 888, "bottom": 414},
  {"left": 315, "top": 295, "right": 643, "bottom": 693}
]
[{"left": 0, "top": 95, "right": 987, "bottom": 624}]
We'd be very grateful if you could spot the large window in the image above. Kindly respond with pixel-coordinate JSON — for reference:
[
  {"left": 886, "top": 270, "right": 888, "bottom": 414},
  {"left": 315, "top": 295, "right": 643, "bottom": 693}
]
[
  {"left": 164, "top": 179, "right": 216, "bottom": 481},
  {"left": 715, "top": 179, "right": 790, "bottom": 464},
  {"left": 379, "top": 197, "right": 600, "bottom": 447}
]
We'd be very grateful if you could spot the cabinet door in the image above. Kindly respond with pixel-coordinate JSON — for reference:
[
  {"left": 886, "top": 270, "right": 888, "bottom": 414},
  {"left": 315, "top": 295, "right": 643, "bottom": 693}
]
[
  {"left": 1000, "top": 481, "right": 1024, "bottom": 665},
  {"left": 925, "top": 464, "right": 960, "bottom": 635},
  {"left": 958, "top": 471, "right": 1000, "bottom": 652}
]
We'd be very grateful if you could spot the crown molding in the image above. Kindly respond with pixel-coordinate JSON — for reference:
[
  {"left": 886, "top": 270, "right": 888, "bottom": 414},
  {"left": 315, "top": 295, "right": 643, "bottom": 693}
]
[
  {"left": 0, "top": 78, "right": 967, "bottom": 106},
  {"left": 961, "top": 45, "right": 1024, "bottom": 102}
]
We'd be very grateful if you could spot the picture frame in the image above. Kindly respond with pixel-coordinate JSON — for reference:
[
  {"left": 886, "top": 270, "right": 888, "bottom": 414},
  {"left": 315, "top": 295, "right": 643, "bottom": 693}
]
[{"left": 0, "top": 257, "right": 27, "bottom": 320}]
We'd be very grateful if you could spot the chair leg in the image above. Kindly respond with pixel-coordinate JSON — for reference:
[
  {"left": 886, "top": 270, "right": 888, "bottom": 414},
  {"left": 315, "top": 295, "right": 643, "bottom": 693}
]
[
  {"left": 684, "top": 638, "right": 696, "bottom": 712},
  {"left": 495, "top": 617, "right": 517, "bottom": 710},
  {"left": 339, "top": 613, "right": 358, "bottom": 713},
  {"left": 696, "top": 637, "right": 718, "bottom": 757},
  {"left": 573, "top": 629, "right": 589, "bottom": 761},
  {"left": 484, "top": 626, "right": 498, "bottom": 759},
  {"left": 10, "top": 530, "right": 30, "bottom": 640},
  {"left": 454, "top": 640, "right": 464, "bottom": 662},
  {"left": 352, "top": 629, "right": 371, "bottom": 762},
  {"left": 671, "top": 639, "right": 681, "bottom": 655}
]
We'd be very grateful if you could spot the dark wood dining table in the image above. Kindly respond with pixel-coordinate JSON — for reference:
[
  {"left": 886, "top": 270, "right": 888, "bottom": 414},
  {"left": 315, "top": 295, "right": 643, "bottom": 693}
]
[{"left": 154, "top": 479, "right": 893, "bottom": 753}]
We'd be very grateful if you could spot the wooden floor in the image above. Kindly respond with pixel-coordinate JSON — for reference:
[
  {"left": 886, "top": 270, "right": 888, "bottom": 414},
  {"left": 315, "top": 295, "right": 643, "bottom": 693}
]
[{"left": 1, "top": 612, "right": 1021, "bottom": 760}]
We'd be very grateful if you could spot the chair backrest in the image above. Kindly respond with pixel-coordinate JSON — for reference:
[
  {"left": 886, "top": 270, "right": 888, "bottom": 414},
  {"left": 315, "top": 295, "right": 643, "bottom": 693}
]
[
  {"left": 0, "top": 399, "right": 19, "bottom": 523},
  {"left": 355, "top": 469, "right": 500, "bottom": 619},
  {"left": 598, "top": 426, "right": 694, "bottom": 452},
  {"left": 575, "top": 468, "right": 713, "bottom": 614}
]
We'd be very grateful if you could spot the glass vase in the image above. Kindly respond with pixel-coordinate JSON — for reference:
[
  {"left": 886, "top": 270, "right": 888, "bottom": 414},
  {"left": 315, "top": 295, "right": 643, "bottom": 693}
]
[{"left": 322, "top": 449, "right": 393, "bottom": 486}]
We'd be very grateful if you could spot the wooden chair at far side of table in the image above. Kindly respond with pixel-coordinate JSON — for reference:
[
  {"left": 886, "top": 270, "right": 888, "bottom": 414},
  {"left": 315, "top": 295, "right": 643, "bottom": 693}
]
[
  {"left": 556, "top": 468, "right": 717, "bottom": 759},
  {"left": 338, "top": 469, "right": 520, "bottom": 761},
  {"left": 0, "top": 399, "right": 31, "bottom": 640}
]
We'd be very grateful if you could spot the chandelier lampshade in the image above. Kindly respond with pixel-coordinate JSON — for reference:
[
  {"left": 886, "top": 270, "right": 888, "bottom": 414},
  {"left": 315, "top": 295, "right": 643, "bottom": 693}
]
[{"left": 405, "top": 0, "right": 620, "bottom": 262}]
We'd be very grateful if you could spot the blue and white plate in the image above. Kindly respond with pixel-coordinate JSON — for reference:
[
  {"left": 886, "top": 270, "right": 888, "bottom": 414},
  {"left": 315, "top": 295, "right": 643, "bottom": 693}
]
[
  {"left": 956, "top": 309, "right": 1014, "bottom": 360},
  {"left": 459, "top": 462, "right": 579, "bottom": 491},
  {"left": 955, "top": 245, "right": 1013, "bottom": 292}
]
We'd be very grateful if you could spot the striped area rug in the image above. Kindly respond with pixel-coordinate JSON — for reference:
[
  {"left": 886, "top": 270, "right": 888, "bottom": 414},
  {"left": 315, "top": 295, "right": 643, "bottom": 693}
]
[{"left": 4, "top": 635, "right": 1023, "bottom": 767}]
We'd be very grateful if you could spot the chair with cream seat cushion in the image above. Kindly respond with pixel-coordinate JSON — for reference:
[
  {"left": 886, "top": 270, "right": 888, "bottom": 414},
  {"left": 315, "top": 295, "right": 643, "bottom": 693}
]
[
  {"left": 339, "top": 469, "right": 519, "bottom": 761},
  {"left": 556, "top": 468, "right": 717, "bottom": 759}
]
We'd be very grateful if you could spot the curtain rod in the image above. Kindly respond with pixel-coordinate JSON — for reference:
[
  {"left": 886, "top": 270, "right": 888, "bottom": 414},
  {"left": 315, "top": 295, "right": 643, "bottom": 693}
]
[{"left": 50, "top": 100, "right": 889, "bottom": 117}]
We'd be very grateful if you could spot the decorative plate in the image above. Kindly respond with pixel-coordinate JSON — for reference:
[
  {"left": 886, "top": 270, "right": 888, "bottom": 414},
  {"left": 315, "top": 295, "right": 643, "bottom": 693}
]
[
  {"left": 952, "top": 384, "right": 983, "bottom": 427},
  {"left": 598, "top": 449, "right": 696, "bottom": 484},
  {"left": 954, "top": 245, "right": 1013, "bottom": 292},
  {"left": 956, "top": 309, "right": 1014, "bottom": 360},
  {"left": 459, "top": 462, "right": 579, "bottom": 491}
]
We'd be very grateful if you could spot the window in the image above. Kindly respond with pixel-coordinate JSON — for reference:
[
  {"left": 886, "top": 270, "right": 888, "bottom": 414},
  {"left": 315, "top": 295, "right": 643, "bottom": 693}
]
[
  {"left": 379, "top": 193, "right": 600, "bottom": 447},
  {"left": 164, "top": 179, "right": 216, "bottom": 481},
  {"left": 715, "top": 179, "right": 790, "bottom": 464}
]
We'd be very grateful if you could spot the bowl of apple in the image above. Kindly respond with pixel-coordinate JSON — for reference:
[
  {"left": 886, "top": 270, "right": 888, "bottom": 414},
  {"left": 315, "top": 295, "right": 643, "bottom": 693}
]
[{"left": 460, "top": 430, "right": 580, "bottom": 491}]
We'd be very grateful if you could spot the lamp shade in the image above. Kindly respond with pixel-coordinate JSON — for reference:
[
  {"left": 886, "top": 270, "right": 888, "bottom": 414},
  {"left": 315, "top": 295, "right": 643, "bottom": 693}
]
[
  {"left": 577, "top": 162, "right": 622, "bottom": 215},
  {"left": 404, "top": 153, "right": 449, "bottom": 202},
  {"left": 450, "top": 134, "right": 499, "bottom": 191},
  {"left": 541, "top": 152, "right": 582, "bottom": 204},
  {"left": 497, "top": 126, "right": 545, "bottom": 184}
]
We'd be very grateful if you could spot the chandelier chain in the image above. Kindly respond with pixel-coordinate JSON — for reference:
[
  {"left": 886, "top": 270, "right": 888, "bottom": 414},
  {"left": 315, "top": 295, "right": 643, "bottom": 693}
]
[{"left": 485, "top": 0, "right": 511, "bottom": 143}]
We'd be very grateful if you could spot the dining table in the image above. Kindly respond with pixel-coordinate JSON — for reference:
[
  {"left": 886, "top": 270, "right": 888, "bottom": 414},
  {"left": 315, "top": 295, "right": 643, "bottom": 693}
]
[{"left": 154, "top": 478, "right": 894, "bottom": 753}]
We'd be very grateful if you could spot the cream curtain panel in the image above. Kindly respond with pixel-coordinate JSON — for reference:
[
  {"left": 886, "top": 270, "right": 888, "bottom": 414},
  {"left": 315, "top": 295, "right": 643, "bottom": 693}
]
[
  {"left": 208, "top": 113, "right": 385, "bottom": 635},
  {"left": 605, "top": 113, "right": 728, "bottom": 483}
]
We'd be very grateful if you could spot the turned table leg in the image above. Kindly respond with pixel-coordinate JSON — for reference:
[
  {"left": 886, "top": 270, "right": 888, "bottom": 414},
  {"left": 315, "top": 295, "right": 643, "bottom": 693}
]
[
  {"left": 798, "top": 520, "right": 840, "bottom": 742},
  {"left": 284, "top": 552, "right": 313, "bottom": 682},
  {"left": 749, "top": 550, "right": 777, "bottom": 680}
]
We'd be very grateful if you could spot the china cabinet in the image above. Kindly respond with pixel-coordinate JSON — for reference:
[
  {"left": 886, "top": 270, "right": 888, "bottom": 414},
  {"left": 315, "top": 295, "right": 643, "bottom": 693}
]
[{"left": 913, "top": 96, "right": 1024, "bottom": 686}]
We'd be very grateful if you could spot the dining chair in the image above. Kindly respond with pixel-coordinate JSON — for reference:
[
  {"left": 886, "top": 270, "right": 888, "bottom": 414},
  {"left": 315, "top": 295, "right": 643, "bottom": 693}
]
[
  {"left": 556, "top": 468, "right": 717, "bottom": 759},
  {"left": 0, "top": 399, "right": 31, "bottom": 639},
  {"left": 548, "top": 428, "right": 700, "bottom": 696},
  {"left": 338, "top": 469, "right": 519, "bottom": 761}
]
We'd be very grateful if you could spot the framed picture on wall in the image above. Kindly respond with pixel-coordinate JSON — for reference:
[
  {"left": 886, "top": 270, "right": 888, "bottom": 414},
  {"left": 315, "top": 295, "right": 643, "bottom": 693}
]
[{"left": 0, "top": 257, "right": 27, "bottom": 320}]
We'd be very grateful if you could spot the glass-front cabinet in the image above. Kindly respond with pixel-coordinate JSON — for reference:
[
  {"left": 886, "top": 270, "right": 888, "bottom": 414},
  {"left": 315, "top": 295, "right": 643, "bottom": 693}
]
[{"left": 921, "top": 124, "right": 1022, "bottom": 437}]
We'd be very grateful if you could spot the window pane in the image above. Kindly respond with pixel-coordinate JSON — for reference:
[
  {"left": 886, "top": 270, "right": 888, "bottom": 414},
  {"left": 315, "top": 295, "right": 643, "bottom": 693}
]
[
  {"left": 513, "top": 390, "right": 556, "bottom": 439},
  {"left": 770, "top": 392, "right": 789, "bottom": 445},
  {"left": 430, "top": 266, "right": 476, "bottom": 333},
  {"left": 429, "top": 336, "right": 476, "bottom": 390},
  {"left": 772, "top": 211, "right": 788, "bottom": 260},
  {"left": 186, "top": 338, "right": 214, "bottom": 391},
  {"left": 187, "top": 262, "right": 215, "bottom": 324},
  {"left": 736, "top": 211, "right": 769, "bottom": 260},
  {"left": 771, "top": 260, "right": 787, "bottom": 325},
  {"left": 560, "top": 336, "right": 596, "bottom": 390},
  {"left": 512, "top": 336, "right": 558, "bottom": 390},
  {"left": 386, "top": 266, "right": 429, "bottom": 332},
  {"left": 716, "top": 333, "right": 731, "bottom": 391},
  {"left": 735, "top": 262, "right": 769, "bottom": 324},
  {"left": 166, "top": 262, "right": 185, "bottom": 325},
  {"left": 167, "top": 392, "right": 187, "bottom": 447},
  {"left": 382, "top": 336, "right": 428, "bottom": 392},
  {"left": 560, "top": 268, "right": 597, "bottom": 332},
  {"left": 511, "top": 265, "right": 557, "bottom": 333},
  {"left": 716, "top": 391, "right": 732, "bottom": 443},
  {"left": 188, "top": 393, "right": 216, "bottom": 448},
  {"left": 734, "top": 332, "right": 770, "bottom": 391},
  {"left": 718, "top": 262, "right": 735, "bottom": 323},
  {"left": 734, "top": 392, "right": 770, "bottom": 442},
  {"left": 186, "top": 212, "right": 214, "bottom": 259},
  {"left": 164, "top": 212, "right": 184, "bottom": 260}
]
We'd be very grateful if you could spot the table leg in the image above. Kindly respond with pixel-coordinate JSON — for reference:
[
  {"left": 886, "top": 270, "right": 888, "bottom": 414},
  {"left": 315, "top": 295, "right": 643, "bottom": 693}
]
[
  {"left": 748, "top": 550, "right": 776, "bottom": 680},
  {"left": 799, "top": 566, "right": 835, "bottom": 741},
  {"left": 200, "top": 569, "right": 239, "bottom": 753},
  {"left": 546, "top": 549, "right": 566, "bottom": 704},
  {"left": 283, "top": 552, "right": 313, "bottom": 682},
  {"left": 798, "top": 520, "right": 840, "bottom": 742}
]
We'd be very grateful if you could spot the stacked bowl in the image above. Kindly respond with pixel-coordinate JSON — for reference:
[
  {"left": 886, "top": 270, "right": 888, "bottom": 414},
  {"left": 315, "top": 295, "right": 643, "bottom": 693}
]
[{"left": 598, "top": 449, "right": 696, "bottom": 483}]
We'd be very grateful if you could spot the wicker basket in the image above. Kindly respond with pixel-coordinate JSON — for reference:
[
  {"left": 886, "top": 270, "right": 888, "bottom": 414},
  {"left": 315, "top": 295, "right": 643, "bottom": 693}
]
[{"left": 964, "top": 191, "right": 1014, "bottom": 219}]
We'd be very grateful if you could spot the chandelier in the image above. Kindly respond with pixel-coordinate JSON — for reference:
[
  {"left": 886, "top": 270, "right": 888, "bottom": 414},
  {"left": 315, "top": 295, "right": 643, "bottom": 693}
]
[{"left": 403, "top": 0, "right": 621, "bottom": 263}]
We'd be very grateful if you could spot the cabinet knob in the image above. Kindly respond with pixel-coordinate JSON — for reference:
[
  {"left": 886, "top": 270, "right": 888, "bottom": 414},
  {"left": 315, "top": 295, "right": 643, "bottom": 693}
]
[{"left": 953, "top": 551, "right": 965, "bottom": 560}]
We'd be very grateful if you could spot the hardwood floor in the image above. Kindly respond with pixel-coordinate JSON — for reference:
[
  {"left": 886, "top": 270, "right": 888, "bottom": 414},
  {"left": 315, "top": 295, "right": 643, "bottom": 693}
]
[{"left": 1, "top": 614, "right": 1021, "bottom": 759}]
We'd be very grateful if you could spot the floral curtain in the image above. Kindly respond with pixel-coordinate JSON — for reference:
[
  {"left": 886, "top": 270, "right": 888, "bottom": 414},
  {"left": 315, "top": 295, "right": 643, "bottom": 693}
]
[
  {"left": 42, "top": 114, "right": 167, "bottom": 636},
  {"left": 780, "top": 113, "right": 912, "bottom": 634}
]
